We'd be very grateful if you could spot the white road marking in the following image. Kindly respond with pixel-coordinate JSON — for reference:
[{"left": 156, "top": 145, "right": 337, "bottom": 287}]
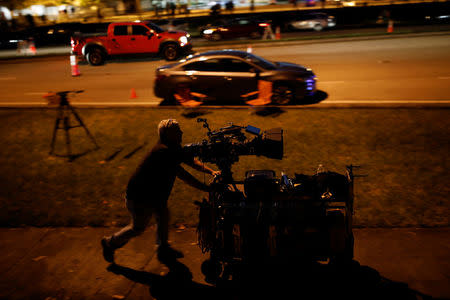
[
  {"left": 24, "top": 92, "right": 48, "bottom": 95},
  {"left": 0, "top": 77, "right": 16, "bottom": 80},
  {"left": 324, "top": 100, "right": 450, "bottom": 104},
  {"left": 320, "top": 81, "right": 346, "bottom": 84},
  {"left": 74, "top": 101, "right": 162, "bottom": 106},
  {"left": 437, "top": 76, "right": 450, "bottom": 80},
  {"left": 0, "top": 102, "right": 48, "bottom": 106}
]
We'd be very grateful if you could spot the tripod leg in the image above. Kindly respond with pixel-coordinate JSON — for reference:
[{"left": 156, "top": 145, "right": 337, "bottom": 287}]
[
  {"left": 49, "top": 109, "right": 63, "bottom": 155},
  {"left": 63, "top": 114, "right": 72, "bottom": 160},
  {"left": 69, "top": 105, "right": 100, "bottom": 149}
]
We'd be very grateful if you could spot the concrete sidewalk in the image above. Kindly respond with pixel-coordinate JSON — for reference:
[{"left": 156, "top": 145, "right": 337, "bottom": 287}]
[{"left": 0, "top": 227, "right": 449, "bottom": 300}]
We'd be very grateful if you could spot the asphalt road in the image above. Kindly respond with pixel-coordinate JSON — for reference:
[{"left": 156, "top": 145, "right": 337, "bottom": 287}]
[{"left": 0, "top": 34, "right": 449, "bottom": 106}]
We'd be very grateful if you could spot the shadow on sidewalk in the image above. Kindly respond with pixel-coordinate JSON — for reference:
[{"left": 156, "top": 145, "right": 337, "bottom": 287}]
[
  {"left": 222, "top": 260, "right": 434, "bottom": 300},
  {"left": 107, "top": 259, "right": 227, "bottom": 300},
  {"left": 108, "top": 258, "right": 433, "bottom": 300}
]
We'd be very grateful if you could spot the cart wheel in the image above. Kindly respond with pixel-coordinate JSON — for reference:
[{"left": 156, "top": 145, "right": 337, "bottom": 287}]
[
  {"left": 201, "top": 258, "right": 222, "bottom": 284},
  {"left": 330, "top": 234, "right": 354, "bottom": 267}
]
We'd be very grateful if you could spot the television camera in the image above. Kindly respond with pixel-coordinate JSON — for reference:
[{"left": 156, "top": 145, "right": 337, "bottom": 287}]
[
  {"left": 184, "top": 119, "right": 355, "bottom": 283},
  {"left": 183, "top": 118, "right": 283, "bottom": 182}
]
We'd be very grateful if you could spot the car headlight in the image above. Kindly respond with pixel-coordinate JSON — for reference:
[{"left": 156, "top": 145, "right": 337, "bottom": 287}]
[
  {"left": 203, "top": 29, "right": 214, "bottom": 35},
  {"left": 179, "top": 36, "right": 188, "bottom": 45}
]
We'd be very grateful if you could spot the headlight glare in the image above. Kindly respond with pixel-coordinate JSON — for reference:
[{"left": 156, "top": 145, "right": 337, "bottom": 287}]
[{"left": 179, "top": 36, "right": 188, "bottom": 45}]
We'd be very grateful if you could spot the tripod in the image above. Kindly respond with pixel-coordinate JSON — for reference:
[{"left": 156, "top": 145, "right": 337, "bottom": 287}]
[{"left": 48, "top": 90, "right": 99, "bottom": 160}]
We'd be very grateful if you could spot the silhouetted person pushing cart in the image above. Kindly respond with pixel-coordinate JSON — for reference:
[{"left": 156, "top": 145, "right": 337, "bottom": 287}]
[{"left": 102, "top": 119, "right": 219, "bottom": 263}]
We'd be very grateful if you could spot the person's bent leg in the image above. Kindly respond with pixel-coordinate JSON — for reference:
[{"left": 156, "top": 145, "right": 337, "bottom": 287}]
[{"left": 102, "top": 199, "right": 151, "bottom": 262}]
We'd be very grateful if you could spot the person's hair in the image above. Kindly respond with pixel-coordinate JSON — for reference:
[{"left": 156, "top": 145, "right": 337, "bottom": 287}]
[{"left": 158, "top": 119, "right": 180, "bottom": 141}]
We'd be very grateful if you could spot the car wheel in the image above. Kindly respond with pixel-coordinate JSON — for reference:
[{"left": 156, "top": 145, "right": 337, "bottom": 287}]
[
  {"left": 211, "top": 32, "right": 222, "bottom": 41},
  {"left": 330, "top": 234, "right": 354, "bottom": 267},
  {"left": 162, "top": 44, "right": 180, "bottom": 61},
  {"left": 86, "top": 48, "right": 105, "bottom": 66},
  {"left": 313, "top": 23, "right": 324, "bottom": 31},
  {"left": 272, "top": 85, "right": 294, "bottom": 105}
]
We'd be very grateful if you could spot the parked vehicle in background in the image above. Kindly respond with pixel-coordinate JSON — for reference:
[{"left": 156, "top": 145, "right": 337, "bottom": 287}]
[
  {"left": 153, "top": 18, "right": 190, "bottom": 32},
  {"left": 0, "top": 22, "right": 102, "bottom": 49},
  {"left": 154, "top": 49, "right": 317, "bottom": 105},
  {"left": 288, "top": 12, "right": 336, "bottom": 31},
  {"left": 0, "top": 31, "right": 23, "bottom": 49},
  {"left": 201, "top": 18, "right": 271, "bottom": 41},
  {"left": 71, "top": 21, "right": 192, "bottom": 65},
  {"left": 340, "top": 0, "right": 356, "bottom": 7},
  {"left": 424, "top": 12, "right": 450, "bottom": 24}
]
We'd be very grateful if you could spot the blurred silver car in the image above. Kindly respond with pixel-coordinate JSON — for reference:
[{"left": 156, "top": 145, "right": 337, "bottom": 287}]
[
  {"left": 288, "top": 12, "right": 336, "bottom": 31},
  {"left": 153, "top": 18, "right": 190, "bottom": 32}
]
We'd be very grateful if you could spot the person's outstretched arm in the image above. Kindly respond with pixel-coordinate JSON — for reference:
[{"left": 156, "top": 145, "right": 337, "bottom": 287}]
[
  {"left": 186, "top": 158, "right": 221, "bottom": 177},
  {"left": 177, "top": 166, "right": 209, "bottom": 192}
]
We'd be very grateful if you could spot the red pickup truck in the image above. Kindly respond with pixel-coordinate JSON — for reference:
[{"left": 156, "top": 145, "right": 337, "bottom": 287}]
[{"left": 71, "top": 21, "right": 192, "bottom": 65}]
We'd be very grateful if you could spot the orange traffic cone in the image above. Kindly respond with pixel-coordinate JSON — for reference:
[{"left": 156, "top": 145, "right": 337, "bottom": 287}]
[
  {"left": 28, "top": 40, "right": 36, "bottom": 55},
  {"left": 70, "top": 55, "right": 80, "bottom": 77},
  {"left": 275, "top": 26, "right": 281, "bottom": 40},
  {"left": 387, "top": 20, "right": 394, "bottom": 33},
  {"left": 130, "top": 88, "right": 138, "bottom": 99},
  {"left": 247, "top": 45, "right": 252, "bottom": 53}
]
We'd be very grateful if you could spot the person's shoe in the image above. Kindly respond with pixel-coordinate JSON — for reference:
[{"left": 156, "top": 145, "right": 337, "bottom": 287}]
[
  {"left": 157, "top": 245, "right": 184, "bottom": 261},
  {"left": 101, "top": 237, "right": 115, "bottom": 263}
]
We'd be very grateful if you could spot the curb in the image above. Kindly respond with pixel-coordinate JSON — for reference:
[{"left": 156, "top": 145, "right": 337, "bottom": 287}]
[{"left": 1, "top": 101, "right": 450, "bottom": 109}]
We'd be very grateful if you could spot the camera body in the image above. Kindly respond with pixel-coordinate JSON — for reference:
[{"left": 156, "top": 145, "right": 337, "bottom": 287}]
[
  {"left": 183, "top": 121, "right": 283, "bottom": 181},
  {"left": 186, "top": 120, "right": 354, "bottom": 283}
]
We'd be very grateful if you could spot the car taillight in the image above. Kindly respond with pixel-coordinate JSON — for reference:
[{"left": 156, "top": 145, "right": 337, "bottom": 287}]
[{"left": 258, "top": 23, "right": 269, "bottom": 27}]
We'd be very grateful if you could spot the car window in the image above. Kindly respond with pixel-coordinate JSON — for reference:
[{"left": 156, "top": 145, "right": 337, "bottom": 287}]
[
  {"left": 245, "top": 53, "right": 276, "bottom": 70},
  {"left": 182, "top": 58, "right": 223, "bottom": 72},
  {"left": 144, "top": 22, "right": 164, "bottom": 33},
  {"left": 132, "top": 25, "right": 149, "bottom": 35},
  {"left": 114, "top": 25, "right": 128, "bottom": 36},
  {"left": 220, "top": 59, "right": 253, "bottom": 72}
]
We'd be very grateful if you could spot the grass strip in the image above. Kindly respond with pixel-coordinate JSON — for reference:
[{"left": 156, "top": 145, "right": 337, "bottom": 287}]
[{"left": 0, "top": 107, "right": 448, "bottom": 227}]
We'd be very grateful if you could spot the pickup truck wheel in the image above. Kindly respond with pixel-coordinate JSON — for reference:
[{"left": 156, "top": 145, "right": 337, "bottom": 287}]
[
  {"left": 86, "top": 49, "right": 105, "bottom": 66},
  {"left": 162, "top": 44, "right": 180, "bottom": 61}
]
